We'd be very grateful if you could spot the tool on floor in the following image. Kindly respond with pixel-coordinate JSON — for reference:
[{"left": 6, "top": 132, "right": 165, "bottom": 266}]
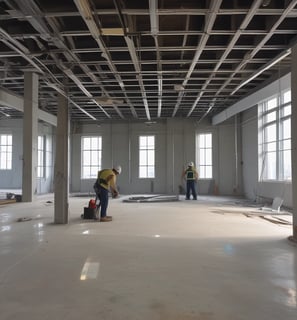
[{"left": 81, "top": 198, "right": 99, "bottom": 219}]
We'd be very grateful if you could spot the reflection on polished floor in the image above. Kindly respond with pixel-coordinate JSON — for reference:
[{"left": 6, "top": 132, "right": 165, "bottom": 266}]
[{"left": 0, "top": 195, "right": 296, "bottom": 320}]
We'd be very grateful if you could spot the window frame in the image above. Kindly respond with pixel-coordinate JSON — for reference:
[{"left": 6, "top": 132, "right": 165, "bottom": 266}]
[
  {"left": 258, "top": 90, "right": 291, "bottom": 181},
  {"left": 45, "top": 135, "right": 53, "bottom": 178},
  {"left": 0, "top": 133, "right": 12, "bottom": 170},
  {"left": 196, "top": 133, "right": 213, "bottom": 179},
  {"left": 37, "top": 135, "right": 45, "bottom": 178},
  {"left": 139, "top": 135, "right": 155, "bottom": 178},
  {"left": 81, "top": 136, "right": 102, "bottom": 179}
]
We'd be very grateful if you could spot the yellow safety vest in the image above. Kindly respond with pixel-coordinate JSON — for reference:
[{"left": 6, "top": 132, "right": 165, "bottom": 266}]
[
  {"left": 97, "top": 169, "right": 116, "bottom": 190},
  {"left": 185, "top": 168, "right": 196, "bottom": 180}
]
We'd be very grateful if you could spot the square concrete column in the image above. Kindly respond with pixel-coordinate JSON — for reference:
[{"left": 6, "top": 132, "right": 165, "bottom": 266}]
[
  {"left": 291, "top": 43, "right": 297, "bottom": 242},
  {"left": 54, "top": 92, "right": 69, "bottom": 224},
  {"left": 22, "top": 72, "right": 38, "bottom": 202}
]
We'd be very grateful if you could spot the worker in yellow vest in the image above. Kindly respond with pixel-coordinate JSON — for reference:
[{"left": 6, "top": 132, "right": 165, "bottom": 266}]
[
  {"left": 183, "top": 162, "right": 198, "bottom": 200},
  {"left": 93, "top": 165, "right": 121, "bottom": 221}
]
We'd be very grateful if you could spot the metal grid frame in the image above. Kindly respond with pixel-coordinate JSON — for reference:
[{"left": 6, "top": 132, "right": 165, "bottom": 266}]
[{"left": 0, "top": 0, "right": 296, "bottom": 123}]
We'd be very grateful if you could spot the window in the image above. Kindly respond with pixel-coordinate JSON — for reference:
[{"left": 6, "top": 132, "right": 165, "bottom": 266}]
[
  {"left": 0, "top": 134, "right": 12, "bottom": 170},
  {"left": 81, "top": 136, "right": 102, "bottom": 179},
  {"left": 259, "top": 90, "right": 291, "bottom": 181},
  {"left": 37, "top": 135, "right": 45, "bottom": 178},
  {"left": 197, "top": 133, "right": 212, "bottom": 179},
  {"left": 45, "top": 136, "right": 53, "bottom": 178},
  {"left": 139, "top": 135, "right": 155, "bottom": 178}
]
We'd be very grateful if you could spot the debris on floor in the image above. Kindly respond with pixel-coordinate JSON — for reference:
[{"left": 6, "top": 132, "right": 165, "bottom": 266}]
[
  {"left": 123, "top": 195, "right": 180, "bottom": 203},
  {"left": 17, "top": 217, "right": 32, "bottom": 222},
  {"left": 211, "top": 201, "right": 292, "bottom": 226},
  {"left": 0, "top": 199, "right": 17, "bottom": 205},
  {"left": 259, "top": 196, "right": 284, "bottom": 213},
  {"left": 44, "top": 200, "right": 54, "bottom": 206},
  {"left": 259, "top": 215, "right": 292, "bottom": 225}
]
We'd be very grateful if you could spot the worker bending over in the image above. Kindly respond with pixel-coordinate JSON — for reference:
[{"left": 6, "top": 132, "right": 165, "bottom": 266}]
[{"left": 93, "top": 165, "right": 121, "bottom": 222}]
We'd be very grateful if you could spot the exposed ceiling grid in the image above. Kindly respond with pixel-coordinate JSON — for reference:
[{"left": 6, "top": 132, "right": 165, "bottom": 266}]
[{"left": 0, "top": 0, "right": 296, "bottom": 123}]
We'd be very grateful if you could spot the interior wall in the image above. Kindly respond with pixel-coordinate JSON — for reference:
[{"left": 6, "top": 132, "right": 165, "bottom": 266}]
[
  {"left": 3, "top": 104, "right": 292, "bottom": 206},
  {"left": 0, "top": 118, "right": 55, "bottom": 194},
  {"left": 241, "top": 107, "right": 293, "bottom": 208},
  {"left": 36, "top": 123, "right": 55, "bottom": 194},
  {"left": 216, "top": 121, "right": 239, "bottom": 196},
  {"left": 1, "top": 71, "right": 293, "bottom": 207},
  {"left": 212, "top": 72, "right": 293, "bottom": 208},
  {"left": 0, "top": 119, "right": 23, "bottom": 189},
  {"left": 241, "top": 107, "right": 259, "bottom": 200},
  {"left": 71, "top": 118, "right": 238, "bottom": 196}
]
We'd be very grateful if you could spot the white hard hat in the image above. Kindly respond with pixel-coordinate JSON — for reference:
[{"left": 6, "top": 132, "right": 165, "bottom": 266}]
[
  {"left": 188, "top": 162, "right": 194, "bottom": 167},
  {"left": 114, "top": 165, "right": 122, "bottom": 174}
]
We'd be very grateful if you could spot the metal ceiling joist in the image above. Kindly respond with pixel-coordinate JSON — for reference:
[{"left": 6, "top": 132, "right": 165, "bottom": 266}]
[
  {"left": 73, "top": 0, "right": 138, "bottom": 119},
  {"left": 187, "top": 0, "right": 264, "bottom": 118},
  {"left": 172, "top": 0, "right": 223, "bottom": 117},
  {"left": 31, "top": 8, "right": 297, "bottom": 18},
  {"left": 0, "top": 0, "right": 296, "bottom": 122},
  {"left": 217, "top": 0, "right": 297, "bottom": 98}
]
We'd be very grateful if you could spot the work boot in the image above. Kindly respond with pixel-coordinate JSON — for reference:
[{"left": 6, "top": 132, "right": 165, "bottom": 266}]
[{"left": 100, "top": 216, "right": 112, "bottom": 222}]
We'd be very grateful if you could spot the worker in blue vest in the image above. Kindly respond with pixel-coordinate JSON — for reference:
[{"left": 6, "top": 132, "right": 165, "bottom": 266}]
[{"left": 183, "top": 162, "right": 198, "bottom": 200}]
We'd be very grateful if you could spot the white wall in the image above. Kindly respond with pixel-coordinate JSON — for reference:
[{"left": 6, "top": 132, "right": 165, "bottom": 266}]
[
  {"left": 36, "top": 123, "right": 55, "bottom": 194},
  {"left": 71, "top": 118, "right": 238, "bottom": 196},
  {"left": 1, "top": 71, "right": 293, "bottom": 207},
  {"left": 3, "top": 113, "right": 274, "bottom": 201},
  {"left": 0, "top": 118, "right": 55, "bottom": 194},
  {"left": 0, "top": 119, "right": 23, "bottom": 189},
  {"left": 241, "top": 107, "right": 259, "bottom": 200},
  {"left": 212, "top": 72, "right": 293, "bottom": 208},
  {"left": 240, "top": 98, "right": 292, "bottom": 208}
]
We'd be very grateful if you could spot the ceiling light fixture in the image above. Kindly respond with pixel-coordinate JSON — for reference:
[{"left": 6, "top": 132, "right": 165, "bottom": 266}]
[
  {"left": 95, "top": 97, "right": 124, "bottom": 105},
  {"left": 174, "top": 84, "right": 184, "bottom": 91},
  {"left": 101, "top": 28, "right": 127, "bottom": 36},
  {"left": 144, "top": 121, "right": 157, "bottom": 126}
]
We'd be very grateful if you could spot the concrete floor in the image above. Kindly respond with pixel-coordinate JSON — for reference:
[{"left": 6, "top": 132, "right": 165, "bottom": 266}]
[{"left": 0, "top": 195, "right": 296, "bottom": 320}]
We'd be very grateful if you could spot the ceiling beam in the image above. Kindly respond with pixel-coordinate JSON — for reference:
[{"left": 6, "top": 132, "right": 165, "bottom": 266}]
[{"left": 0, "top": 88, "right": 57, "bottom": 126}]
